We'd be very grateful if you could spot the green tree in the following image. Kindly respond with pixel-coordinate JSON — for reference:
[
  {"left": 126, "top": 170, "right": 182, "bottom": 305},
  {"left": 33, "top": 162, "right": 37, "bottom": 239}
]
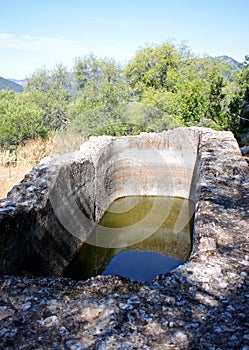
[
  {"left": 140, "top": 88, "right": 183, "bottom": 127},
  {"left": 119, "top": 101, "right": 182, "bottom": 132},
  {"left": 69, "top": 55, "right": 131, "bottom": 135},
  {"left": 124, "top": 43, "right": 235, "bottom": 130},
  {"left": 175, "top": 79, "right": 209, "bottom": 125},
  {"left": 229, "top": 55, "right": 249, "bottom": 130},
  {"left": 205, "top": 74, "right": 230, "bottom": 129},
  {"left": 25, "top": 64, "right": 72, "bottom": 131},
  {"left": 124, "top": 42, "right": 181, "bottom": 95},
  {"left": 179, "top": 57, "right": 231, "bottom": 129},
  {"left": 0, "top": 90, "right": 45, "bottom": 148}
]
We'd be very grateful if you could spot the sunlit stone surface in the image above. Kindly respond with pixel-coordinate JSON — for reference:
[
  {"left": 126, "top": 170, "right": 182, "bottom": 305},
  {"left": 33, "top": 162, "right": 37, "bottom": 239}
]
[
  {"left": 0, "top": 127, "right": 248, "bottom": 349},
  {"left": 0, "top": 127, "right": 199, "bottom": 275}
]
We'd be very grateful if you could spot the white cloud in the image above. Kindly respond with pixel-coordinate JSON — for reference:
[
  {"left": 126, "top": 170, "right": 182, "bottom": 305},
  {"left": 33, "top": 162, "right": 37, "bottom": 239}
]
[
  {"left": 0, "top": 32, "right": 134, "bottom": 62},
  {"left": 0, "top": 32, "right": 88, "bottom": 55},
  {"left": 0, "top": 32, "right": 135, "bottom": 78}
]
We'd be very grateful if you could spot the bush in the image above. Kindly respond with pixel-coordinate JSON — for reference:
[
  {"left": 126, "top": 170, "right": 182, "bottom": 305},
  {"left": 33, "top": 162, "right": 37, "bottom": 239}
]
[{"left": 0, "top": 91, "right": 46, "bottom": 149}]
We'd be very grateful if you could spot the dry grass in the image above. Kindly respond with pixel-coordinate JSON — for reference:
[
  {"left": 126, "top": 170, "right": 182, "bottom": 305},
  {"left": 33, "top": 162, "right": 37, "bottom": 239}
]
[
  {"left": 16, "top": 137, "right": 54, "bottom": 163},
  {"left": 0, "top": 133, "right": 86, "bottom": 199},
  {"left": 0, "top": 164, "right": 33, "bottom": 199},
  {"left": 49, "top": 132, "right": 87, "bottom": 155}
]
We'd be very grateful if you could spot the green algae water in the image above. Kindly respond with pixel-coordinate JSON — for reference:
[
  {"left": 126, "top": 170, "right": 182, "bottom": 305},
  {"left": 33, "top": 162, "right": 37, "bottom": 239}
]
[{"left": 64, "top": 196, "right": 194, "bottom": 282}]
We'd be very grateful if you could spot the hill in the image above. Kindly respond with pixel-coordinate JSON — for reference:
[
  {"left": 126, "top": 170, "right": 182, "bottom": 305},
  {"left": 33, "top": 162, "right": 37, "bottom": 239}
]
[
  {"left": 8, "top": 78, "right": 26, "bottom": 87},
  {"left": 0, "top": 77, "right": 24, "bottom": 92},
  {"left": 218, "top": 55, "right": 240, "bottom": 70}
]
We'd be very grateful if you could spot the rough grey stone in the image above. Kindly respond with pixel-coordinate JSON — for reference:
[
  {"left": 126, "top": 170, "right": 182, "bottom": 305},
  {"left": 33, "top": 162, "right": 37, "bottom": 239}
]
[{"left": 0, "top": 127, "right": 248, "bottom": 349}]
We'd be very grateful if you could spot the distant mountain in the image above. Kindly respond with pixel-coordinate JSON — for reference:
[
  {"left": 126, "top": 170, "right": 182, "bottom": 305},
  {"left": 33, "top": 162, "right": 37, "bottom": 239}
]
[
  {"left": 0, "top": 77, "right": 24, "bottom": 92},
  {"left": 218, "top": 55, "right": 240, "bottom": 70},
  {"left": 8, "top": 78, "right": 26, "bottom": 87}
]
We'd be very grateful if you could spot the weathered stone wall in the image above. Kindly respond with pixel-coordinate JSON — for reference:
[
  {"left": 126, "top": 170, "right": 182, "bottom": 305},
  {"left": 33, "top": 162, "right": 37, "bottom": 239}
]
[
  {"left": 93, "top": 128, "right": 199, "bottom": 221},
  {"left": 0, "top": 127, "right": 199, "bottom": 276},
  {"left": 0, "top": 127, "right": 248, "bottom": 349},
  {"left": 0, "top": 127, "right": 246, "bottom": 280}
]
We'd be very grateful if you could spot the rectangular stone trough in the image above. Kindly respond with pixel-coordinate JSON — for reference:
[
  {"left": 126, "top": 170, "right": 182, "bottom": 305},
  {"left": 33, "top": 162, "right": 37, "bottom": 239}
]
[{"left": 0, "top": 127, "right": 248, "bottom": 278}]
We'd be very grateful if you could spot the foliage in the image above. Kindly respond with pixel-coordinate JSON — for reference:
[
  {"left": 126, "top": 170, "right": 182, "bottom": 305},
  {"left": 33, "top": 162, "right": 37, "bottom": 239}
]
[
  {"left": 125, "top": 45, "right": 233, "bottom": 130},
  {"left": 124, "top": 42, "right": 182, "bottom": 94},
  {"left": 25, "top": 64, "right": 72, "bottom": 131},
  {"left": 68, "top": 55, "right": 131, "bottom": 136},
  {"left": 0, "top": 90, "right": 46, "bottom": 149},
  {"left": 0, "top": 42, "right": 248, "bottom": 149},
  {"left": 175, "top": 79, "right": 209, "bottom": 125},
  {"left": 120, "top": 101, "right": 182, "bottom": 132},
  {"left": 228, "top": 55, "right": 249, "bottom": 131}
]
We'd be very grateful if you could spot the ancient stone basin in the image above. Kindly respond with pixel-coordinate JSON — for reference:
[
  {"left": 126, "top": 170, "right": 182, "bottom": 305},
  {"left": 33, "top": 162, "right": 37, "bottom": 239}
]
[{"left": 0, "top": 127, "right": 248, "bottom": 278}]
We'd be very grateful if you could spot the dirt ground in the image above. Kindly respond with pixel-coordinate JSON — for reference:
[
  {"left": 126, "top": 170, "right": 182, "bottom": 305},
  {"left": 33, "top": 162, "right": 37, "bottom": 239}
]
[{"left": 0, "top": 164, "right": 34, "bottom": 199}]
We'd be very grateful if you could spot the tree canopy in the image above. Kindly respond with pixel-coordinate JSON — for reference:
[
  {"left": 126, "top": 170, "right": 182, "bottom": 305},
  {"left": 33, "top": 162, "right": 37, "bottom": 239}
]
[
  {"left": 0, "top": 42, "right": 248, "bottom": 149},
  {"left": 0, "top": 90, "right": 45, "bottom": 148}
]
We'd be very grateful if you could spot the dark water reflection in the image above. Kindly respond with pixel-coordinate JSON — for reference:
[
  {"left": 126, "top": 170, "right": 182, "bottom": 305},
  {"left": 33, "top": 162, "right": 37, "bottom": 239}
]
[{"left": 64, "top": 196, "right": 194, "bottom": 282}]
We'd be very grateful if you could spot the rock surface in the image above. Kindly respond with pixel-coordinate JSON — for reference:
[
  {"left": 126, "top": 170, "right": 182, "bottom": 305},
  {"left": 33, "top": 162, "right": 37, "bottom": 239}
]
[
  {"left": 0, "top": 127, "right": 199, "bottom": 276},
  {"left": 0, "top": 127, "right": 248, "bottom": 349}
]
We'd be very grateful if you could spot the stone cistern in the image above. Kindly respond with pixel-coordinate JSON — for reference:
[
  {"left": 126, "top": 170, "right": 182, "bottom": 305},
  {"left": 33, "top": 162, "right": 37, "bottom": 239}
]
[{"left": 0, "top": 127, "right": 248, "bottom": 349}]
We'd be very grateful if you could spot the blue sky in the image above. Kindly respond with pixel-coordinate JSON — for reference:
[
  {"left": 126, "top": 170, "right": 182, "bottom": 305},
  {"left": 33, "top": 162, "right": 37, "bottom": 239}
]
[{"left": 1, "top": 0, "right": 248, "bottom": 79}]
